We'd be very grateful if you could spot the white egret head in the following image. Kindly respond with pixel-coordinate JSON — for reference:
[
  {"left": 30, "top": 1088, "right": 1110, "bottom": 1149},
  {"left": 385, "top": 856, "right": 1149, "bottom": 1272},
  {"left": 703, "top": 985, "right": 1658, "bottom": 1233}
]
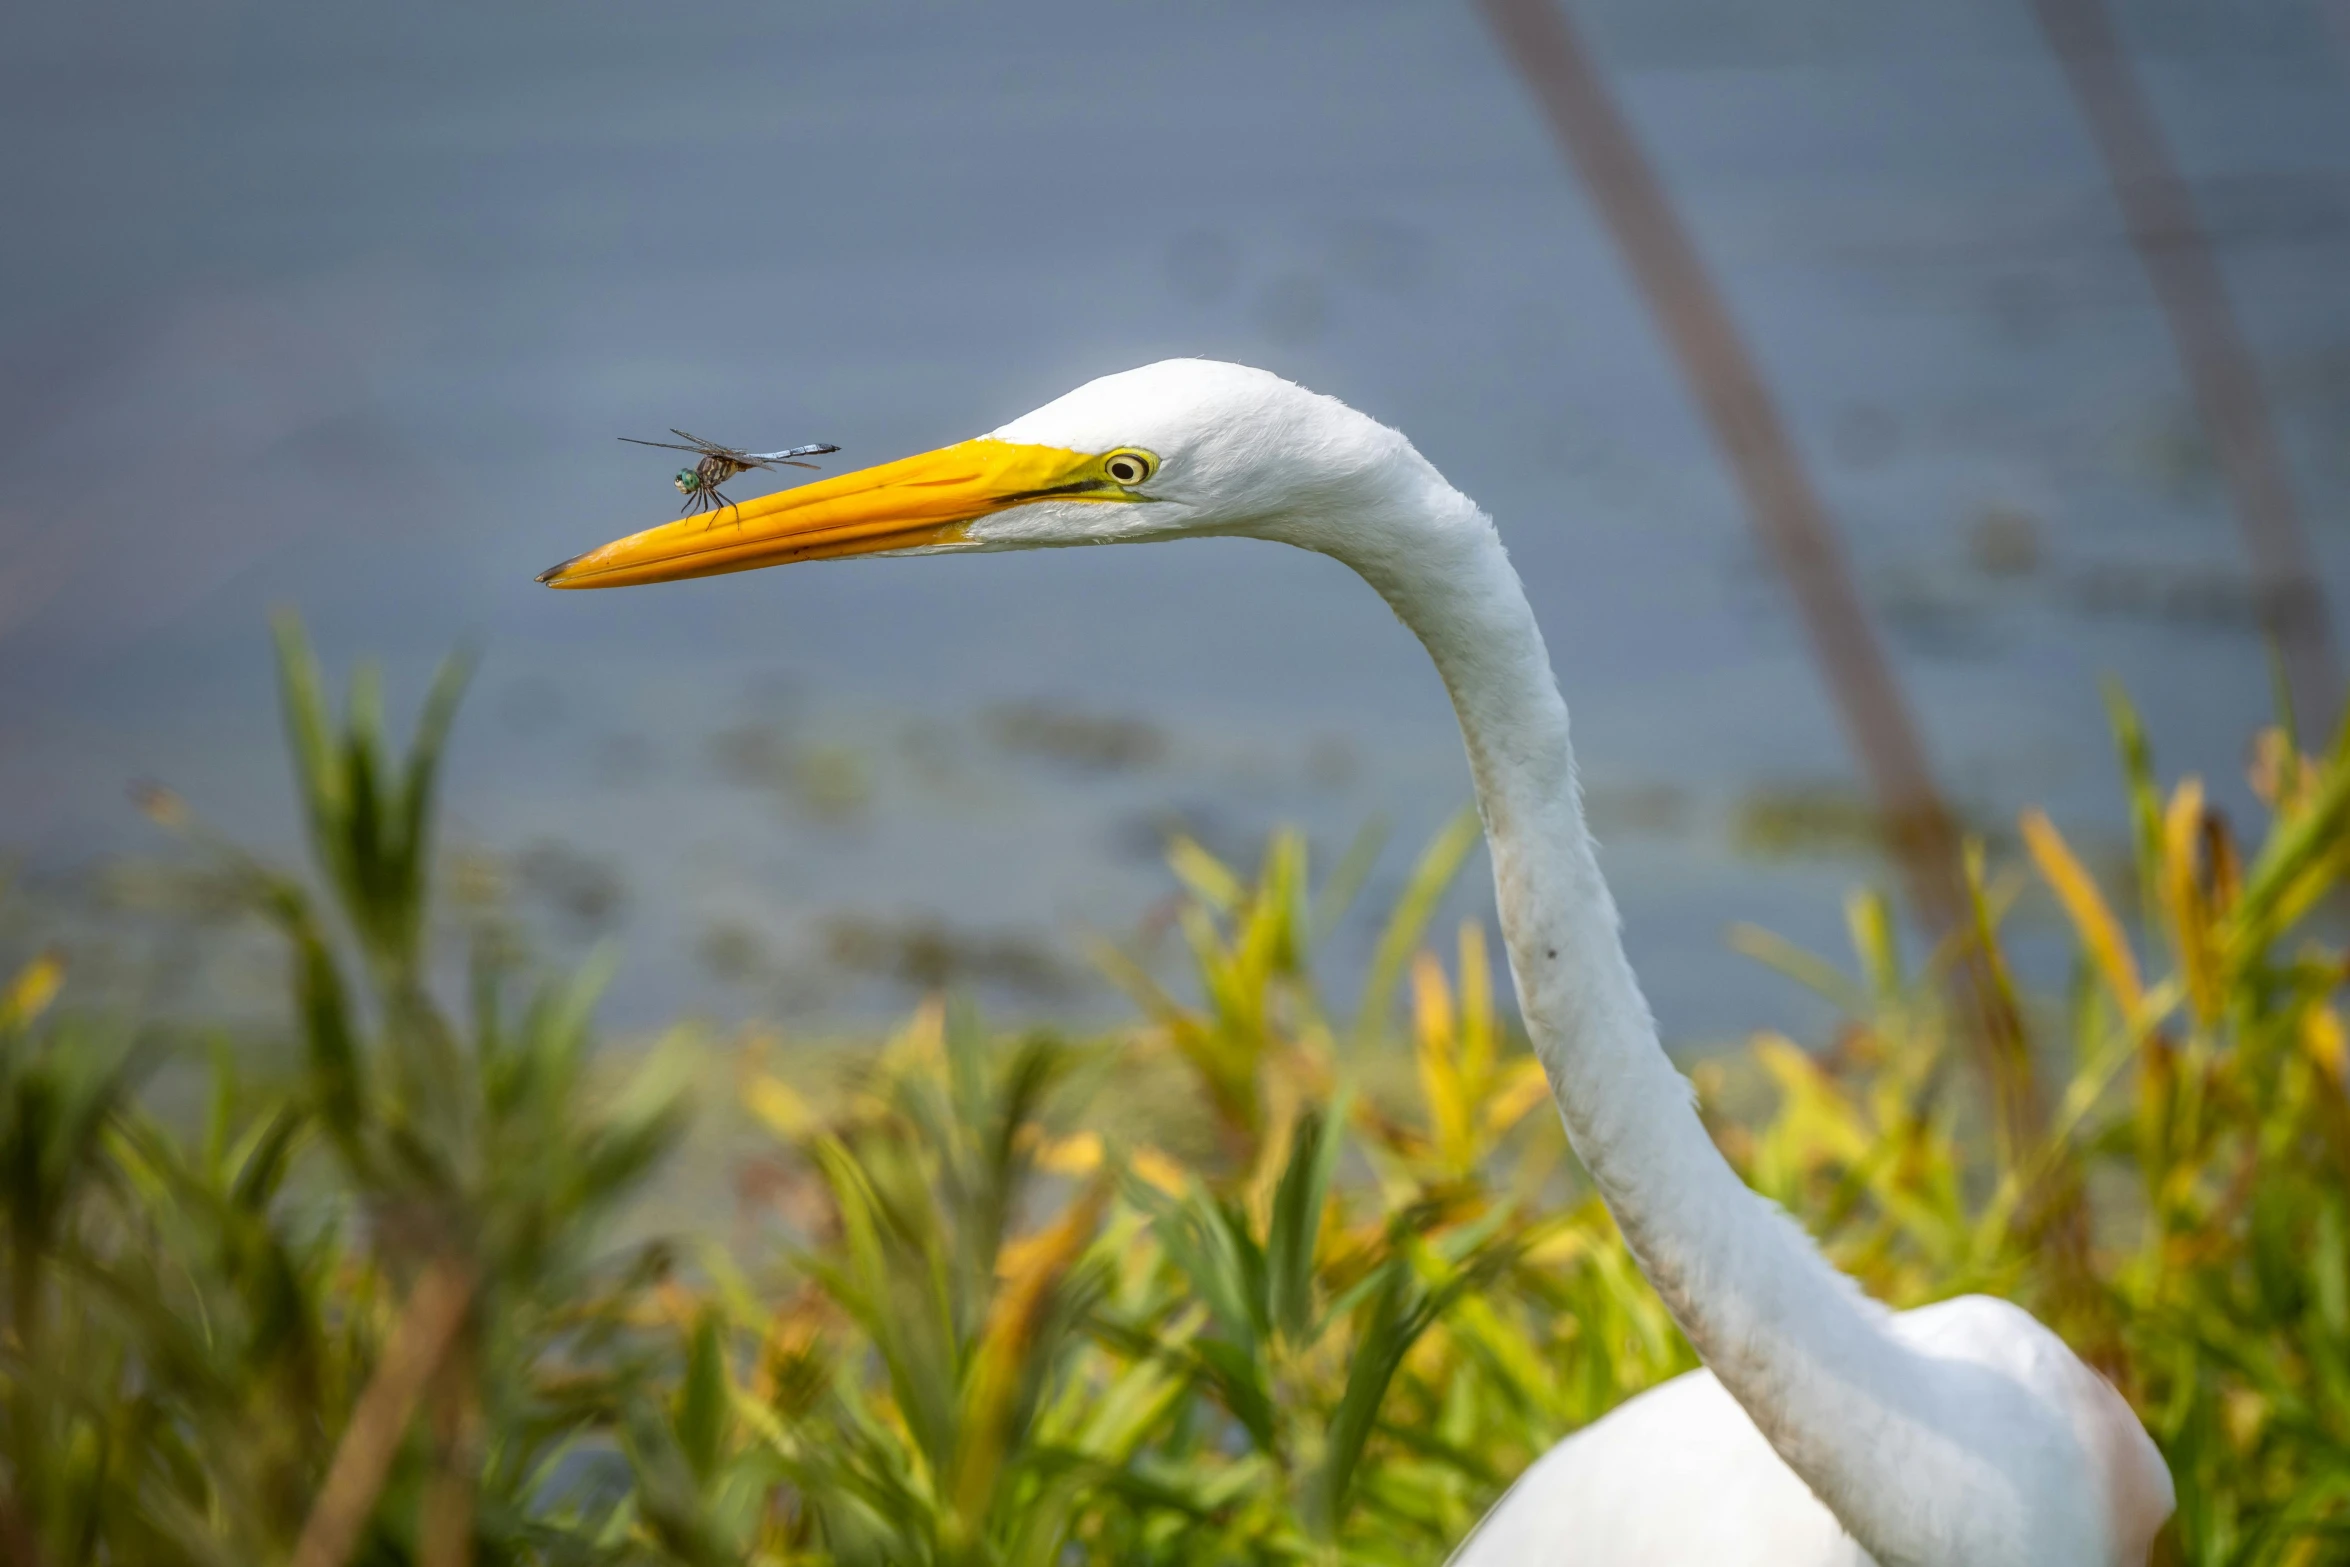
[{"left": 539, "top": 359, "right": 1457, "bottom": 589}]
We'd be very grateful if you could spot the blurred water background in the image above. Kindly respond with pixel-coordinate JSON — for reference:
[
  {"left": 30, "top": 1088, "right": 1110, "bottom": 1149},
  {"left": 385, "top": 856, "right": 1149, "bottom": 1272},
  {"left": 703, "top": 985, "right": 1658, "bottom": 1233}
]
[{"left": 5, "top": 0, "right": 2350, "bottom": 1044}]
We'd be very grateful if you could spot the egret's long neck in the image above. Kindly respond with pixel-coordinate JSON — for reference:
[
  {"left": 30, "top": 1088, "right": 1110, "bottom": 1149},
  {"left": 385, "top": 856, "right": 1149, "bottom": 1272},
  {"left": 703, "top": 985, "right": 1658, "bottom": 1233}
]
[{"left": 1339, "top": 491, "right": 1966, "bottom": 1559}]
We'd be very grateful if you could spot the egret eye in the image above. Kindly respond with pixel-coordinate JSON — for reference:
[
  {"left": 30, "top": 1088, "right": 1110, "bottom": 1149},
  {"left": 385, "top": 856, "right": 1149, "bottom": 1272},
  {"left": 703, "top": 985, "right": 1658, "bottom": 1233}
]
[{"left": 1104, "top": 450, "right": 1156, "bottom": 486}]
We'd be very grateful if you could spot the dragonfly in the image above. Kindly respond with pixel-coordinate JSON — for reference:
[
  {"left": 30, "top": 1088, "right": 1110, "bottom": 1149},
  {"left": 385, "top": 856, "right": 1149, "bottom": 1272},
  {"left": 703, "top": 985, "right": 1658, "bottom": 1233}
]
[{"left": 620, "top": 430, "right": 841, "bottom": 518}]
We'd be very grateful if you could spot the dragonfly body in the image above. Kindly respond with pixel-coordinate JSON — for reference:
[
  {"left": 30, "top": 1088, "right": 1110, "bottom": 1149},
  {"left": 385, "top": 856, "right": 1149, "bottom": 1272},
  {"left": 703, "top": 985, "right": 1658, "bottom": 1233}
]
[{"left": 621, "top": 430, "right": 840, "bottom": 517}]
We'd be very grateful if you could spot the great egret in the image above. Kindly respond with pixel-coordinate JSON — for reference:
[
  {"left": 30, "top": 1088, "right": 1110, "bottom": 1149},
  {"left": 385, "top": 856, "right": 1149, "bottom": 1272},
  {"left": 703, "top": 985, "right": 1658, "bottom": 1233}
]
[{"left": 542, "top": 359, "right": 2173, "bottom": 1565}]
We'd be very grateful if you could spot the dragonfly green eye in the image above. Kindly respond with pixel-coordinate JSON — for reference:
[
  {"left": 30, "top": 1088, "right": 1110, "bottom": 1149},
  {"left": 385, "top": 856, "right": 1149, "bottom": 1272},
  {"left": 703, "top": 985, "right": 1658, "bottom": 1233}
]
[{"left": 673, "top": 469, "right": 700, "bottom": 492}]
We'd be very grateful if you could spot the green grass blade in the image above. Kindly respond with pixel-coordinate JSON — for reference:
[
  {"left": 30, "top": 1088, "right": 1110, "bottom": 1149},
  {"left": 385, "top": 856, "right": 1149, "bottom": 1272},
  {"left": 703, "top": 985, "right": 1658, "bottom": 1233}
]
[{"left": 1356, "top": 805, "right": 1483, "bottom": 1048}]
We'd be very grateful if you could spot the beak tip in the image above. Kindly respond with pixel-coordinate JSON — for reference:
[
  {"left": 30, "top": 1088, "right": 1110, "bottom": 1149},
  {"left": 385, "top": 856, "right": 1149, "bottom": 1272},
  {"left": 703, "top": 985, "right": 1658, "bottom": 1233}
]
[{"left": 536, "top": 554, "right": 585, "bottom": 587}]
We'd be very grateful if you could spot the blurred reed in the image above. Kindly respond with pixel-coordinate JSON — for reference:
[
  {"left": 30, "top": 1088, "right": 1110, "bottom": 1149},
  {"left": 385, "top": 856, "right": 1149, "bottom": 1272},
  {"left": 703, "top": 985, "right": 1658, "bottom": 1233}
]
[
  {"left": 1472, "top": 0, "right": 2064, "bottom": 1275},
  {"left": 2031, "top": 0, "right": 2341, "bottom": 727}
]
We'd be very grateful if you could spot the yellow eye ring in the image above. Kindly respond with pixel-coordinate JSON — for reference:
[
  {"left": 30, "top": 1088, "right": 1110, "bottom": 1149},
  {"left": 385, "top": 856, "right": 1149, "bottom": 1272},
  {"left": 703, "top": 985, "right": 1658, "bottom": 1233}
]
[{"left": 1103, "top": 450, "right": 1156, "bottom": 486}]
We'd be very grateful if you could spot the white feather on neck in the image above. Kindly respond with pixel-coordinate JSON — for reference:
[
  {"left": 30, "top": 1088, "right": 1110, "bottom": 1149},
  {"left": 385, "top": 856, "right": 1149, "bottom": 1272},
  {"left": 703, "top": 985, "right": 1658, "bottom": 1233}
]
[{"left": 1320, "top": 473, "right": 2065, "bottom": 1566}]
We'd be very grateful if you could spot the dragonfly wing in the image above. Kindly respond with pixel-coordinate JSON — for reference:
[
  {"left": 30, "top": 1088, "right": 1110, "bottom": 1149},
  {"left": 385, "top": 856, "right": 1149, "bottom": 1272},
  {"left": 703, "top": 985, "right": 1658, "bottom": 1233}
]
[
  {"left": 670, "top": 429, "right": 756, "bottom": 462},
  {"left": 626, "top": 431, "right": 825, "bottom": 470}
]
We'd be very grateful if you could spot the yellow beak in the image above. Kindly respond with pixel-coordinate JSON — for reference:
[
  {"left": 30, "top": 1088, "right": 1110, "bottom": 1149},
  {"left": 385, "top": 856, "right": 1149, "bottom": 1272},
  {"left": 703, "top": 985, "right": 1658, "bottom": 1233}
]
[{"left": 539, "top": 439, "right": 1115, "bottom": 589}]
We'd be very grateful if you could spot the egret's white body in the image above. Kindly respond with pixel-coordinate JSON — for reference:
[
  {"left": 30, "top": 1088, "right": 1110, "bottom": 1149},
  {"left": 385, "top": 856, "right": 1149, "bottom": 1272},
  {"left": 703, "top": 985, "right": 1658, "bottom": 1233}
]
[{"left": 546, "top": 359, "right": 2174, "bottom": 1566}]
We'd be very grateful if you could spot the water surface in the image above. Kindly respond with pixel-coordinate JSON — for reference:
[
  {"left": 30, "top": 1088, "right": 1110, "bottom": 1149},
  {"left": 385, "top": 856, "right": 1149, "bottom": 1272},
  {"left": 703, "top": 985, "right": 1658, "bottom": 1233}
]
[{"left": 5, "top": 0, "right": 2348, "bottom": 1042}]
